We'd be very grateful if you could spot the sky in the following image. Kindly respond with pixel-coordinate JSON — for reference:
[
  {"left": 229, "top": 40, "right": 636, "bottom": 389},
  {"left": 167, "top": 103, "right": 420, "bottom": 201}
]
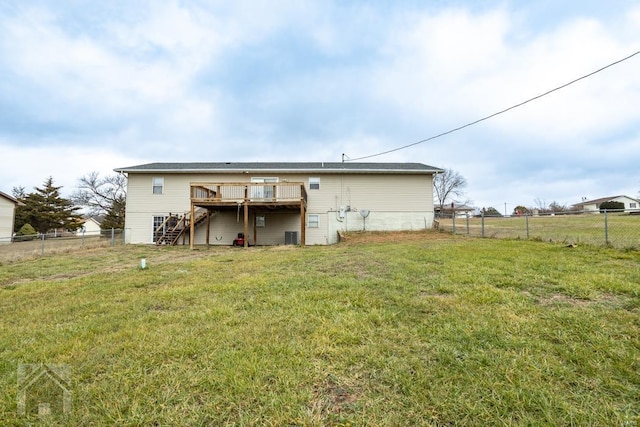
[{"left": 1, "top": 0, "right": 639, "bottom": 212}]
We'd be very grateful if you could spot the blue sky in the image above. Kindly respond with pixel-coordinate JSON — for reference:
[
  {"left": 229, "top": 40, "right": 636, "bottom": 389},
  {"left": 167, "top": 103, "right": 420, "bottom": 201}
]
[{"left": 1, "top": 0, "right": 639, "bottom": 211}]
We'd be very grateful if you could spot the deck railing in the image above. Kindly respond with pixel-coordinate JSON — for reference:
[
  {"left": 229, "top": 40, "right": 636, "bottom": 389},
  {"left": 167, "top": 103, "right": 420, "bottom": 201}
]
[{"left": 190, "top": 182, "right": 307, "bottom": 204}]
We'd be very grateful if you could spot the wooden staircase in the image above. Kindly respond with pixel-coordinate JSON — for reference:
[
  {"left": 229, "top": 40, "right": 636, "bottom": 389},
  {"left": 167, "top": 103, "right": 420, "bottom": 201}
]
[{"left": 154, "top": 208, "right": 209, "bottom": 245}]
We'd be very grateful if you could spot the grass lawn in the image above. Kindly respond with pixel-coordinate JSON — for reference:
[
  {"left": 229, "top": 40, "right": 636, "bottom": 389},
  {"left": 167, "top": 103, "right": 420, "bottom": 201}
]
[{"left": 1, "top": 232, "right": 639, "bottom": 425}]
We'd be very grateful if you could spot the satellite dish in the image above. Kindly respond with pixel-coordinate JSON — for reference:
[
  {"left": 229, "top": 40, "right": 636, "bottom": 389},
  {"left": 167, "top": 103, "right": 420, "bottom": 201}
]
[{"left": 360, "top": 209, "right": 370, "bottom": 231}]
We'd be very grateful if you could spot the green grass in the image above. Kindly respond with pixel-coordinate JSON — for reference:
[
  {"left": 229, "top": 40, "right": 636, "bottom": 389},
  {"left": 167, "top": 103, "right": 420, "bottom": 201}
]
[
  {"left": 439, "top": 213, "right": 640, "bottom": 248},
  {"left": 1, "top": 233, "right": 639, "bottom": 425}
]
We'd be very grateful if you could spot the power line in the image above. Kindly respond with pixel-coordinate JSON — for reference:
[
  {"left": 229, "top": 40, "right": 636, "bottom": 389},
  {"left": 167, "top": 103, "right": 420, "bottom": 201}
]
[{"left": 344, "top": 49, "right": 640, "bottom": 162}]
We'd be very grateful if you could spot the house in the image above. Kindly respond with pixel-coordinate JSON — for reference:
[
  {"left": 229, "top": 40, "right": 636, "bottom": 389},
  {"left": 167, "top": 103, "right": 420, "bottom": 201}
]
[
  {"left": 435, "top": 203, "right": 475, "bottom": 218},
  {"left": 77, "top": 217, "right": 102, "bottom": 236},
  {"left": 0, "top": 190, "right": 23, "bottom": 244},
  {"left": 573, "top": 195, "right": 639, "bottom": 213},
  {"left": 114, "top": 162, "right": 443, "bottom": 246}
]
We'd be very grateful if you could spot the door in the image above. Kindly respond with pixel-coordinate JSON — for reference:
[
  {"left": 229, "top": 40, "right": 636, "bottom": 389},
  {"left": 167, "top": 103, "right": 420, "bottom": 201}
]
[
  {"left": 251, "top": 177, "right": 278, "bottom": 200},
  {"left": 152, "top": 215, "right": 167, "bottom": 242}
]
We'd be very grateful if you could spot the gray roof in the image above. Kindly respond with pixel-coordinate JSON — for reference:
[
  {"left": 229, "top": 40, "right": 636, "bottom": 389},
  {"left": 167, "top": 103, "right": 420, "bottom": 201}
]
[{"left": 114, "top": 162, "right": 443, "bottom": 174}]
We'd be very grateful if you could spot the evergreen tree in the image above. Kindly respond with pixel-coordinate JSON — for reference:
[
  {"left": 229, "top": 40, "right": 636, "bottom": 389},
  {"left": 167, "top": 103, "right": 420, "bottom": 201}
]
[
  {"left": 14, "top": 177, "right": 83, "bottom": 234},
  {"left": 482, "top": 207, "right": 502, "bottom": 217},
  {"left": 100, "top": 194, "right": 126, "bottom": 230}
]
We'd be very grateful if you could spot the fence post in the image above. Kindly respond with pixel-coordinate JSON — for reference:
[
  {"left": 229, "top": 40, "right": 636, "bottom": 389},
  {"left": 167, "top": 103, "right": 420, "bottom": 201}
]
[
  {"left": 466, "top": 214, "right": 470, "bottom": 235},
  {"left": 452, "top": 213, "right": 456, "bottom": 235},
  {"left": 111, "top": 228, "right": 115, "bottom": 247},
  {"left": 481, "top": 212, "right": 485, "bottom": 238},
  {"left": 526, "top": 214, "right": 529, "bottom": 239},
  {"left": 41, "top": 233, "right": 45, "bottom": 255},
  {"left": 604, "top": 209, "right": 609, "bottom": 245}
]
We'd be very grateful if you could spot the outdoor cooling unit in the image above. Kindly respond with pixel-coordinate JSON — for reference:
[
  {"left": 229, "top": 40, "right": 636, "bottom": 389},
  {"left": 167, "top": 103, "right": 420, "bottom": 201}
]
[{"left": 285, "top": 231, "right": 298, "bottom": 245}]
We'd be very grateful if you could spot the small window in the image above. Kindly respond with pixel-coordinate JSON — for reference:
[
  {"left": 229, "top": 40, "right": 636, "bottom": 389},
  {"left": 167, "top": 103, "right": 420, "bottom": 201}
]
[
  {"left": 631, "top": 203, "right": 637, "bottom": 209},
  {"left": 152, "top": 177, "right": 164, "bottom": 194},
  {"left": 309, "top": 177, "right": 320, "bottom": 190},
  {"left": 256, "top": 215, "right": 265, "bottom": 228},
  {"left": 308, "top": 214, "right": 319, "bottom": 228}
]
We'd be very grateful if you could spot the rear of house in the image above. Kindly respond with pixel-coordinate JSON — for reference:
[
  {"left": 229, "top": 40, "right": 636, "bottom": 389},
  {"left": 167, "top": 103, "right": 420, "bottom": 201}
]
[{"left": 114, "top": 162, "right": 442, "bottom": 246}]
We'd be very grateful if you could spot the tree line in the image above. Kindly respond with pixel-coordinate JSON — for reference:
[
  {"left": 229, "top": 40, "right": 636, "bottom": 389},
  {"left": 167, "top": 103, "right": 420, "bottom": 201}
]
[
  {"left": 12, "top": 173, "right": 126, "bottom": 237},
  {"left": 433, "top": 168, "right": 621, "bottom": 217}
]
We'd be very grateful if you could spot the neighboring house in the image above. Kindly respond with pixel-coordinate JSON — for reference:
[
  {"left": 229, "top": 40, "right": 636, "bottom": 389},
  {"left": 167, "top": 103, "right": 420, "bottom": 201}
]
[
  {"left": 0, "top": 190, "right": 23, "bottom": 244},
  {"left": 435, "top": 203, "right": 475, "bottom": 218},
  {"left": 573, "top": 195, "right": 640, "bottom": 213},
  {"left": 114, "top": 162, "right": 443, "bottom": 246},
  {"left": 77, "top": 217, "right": 102, "bottom": 236}
]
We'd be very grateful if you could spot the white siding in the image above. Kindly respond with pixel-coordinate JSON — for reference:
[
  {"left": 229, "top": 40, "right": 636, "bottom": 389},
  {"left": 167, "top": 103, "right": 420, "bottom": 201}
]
[
  {"left": 0, "top": 196, "right": 16, "bottom": 244},
  {"left": 77, "top": 218, "right": 102, "bottom": 236},
  {"left": 123, "top": 171, "right": 436, "bottom": 245}
]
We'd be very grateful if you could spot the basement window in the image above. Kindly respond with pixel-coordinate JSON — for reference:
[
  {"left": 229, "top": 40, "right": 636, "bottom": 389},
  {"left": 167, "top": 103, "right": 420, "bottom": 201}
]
[
  {"left": 308, "top": 214, "right": 319, "bottom": 228},
  {"left": 152, "top": 177, "right": 164, "bottom": 194},
  {"left": 309, "top": 177, "right": 320, "bottom": 190}
]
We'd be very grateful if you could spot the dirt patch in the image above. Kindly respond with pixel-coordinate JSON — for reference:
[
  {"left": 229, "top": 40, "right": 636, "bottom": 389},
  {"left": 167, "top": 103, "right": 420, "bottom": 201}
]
[
  {"left": 528, "top": 292, "right": 628, "bottom": 308},
  {"left": 309, "top": 374, "right": 361, "bottom": 422},
  {"left": 341, "top": 230, "right": 452, "bottom": 245}
]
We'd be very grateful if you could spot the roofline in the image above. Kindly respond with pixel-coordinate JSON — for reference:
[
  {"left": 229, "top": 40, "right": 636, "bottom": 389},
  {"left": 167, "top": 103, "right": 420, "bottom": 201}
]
[
  {"left": 0, "top": 190, "right": 22, "bottom": 205},
  {"left": 114, "top": 163, "right": 443, "bottom": 175},
  {"left": 573, "top": 195, "right": 639, "bottom": 205}
]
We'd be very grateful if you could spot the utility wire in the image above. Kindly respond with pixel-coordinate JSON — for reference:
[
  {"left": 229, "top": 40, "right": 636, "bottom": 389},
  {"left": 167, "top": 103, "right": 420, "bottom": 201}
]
[{"left": 345, "top": 49, "right": 640, "bottom": 162}]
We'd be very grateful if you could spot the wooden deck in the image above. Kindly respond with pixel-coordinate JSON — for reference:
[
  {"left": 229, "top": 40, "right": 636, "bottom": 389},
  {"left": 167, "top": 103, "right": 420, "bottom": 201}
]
[
  {"left": 189, "top": 182, "right": 307, "bottom": 247},
  {"left": 190, "top": 182, "right": 307, "bottom": 208}
]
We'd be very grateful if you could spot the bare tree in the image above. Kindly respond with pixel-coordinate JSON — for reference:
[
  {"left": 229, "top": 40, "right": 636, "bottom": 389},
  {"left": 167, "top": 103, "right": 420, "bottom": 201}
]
[
  {"left": 12, "top": 186, "right": 26, "bottom": 199},
  {"left": 433, "top": 168, "right": 468, "bottom": 213},
  {"left": 72, "top": 172, "right": 127, "bottom": 216}
]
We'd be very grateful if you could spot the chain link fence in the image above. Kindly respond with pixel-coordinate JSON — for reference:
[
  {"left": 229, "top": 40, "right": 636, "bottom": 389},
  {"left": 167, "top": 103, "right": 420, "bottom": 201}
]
[
  {"left": 0, "top": 229, "right": 126, "bottom": 263},
  {"left": 436, "top": 209, "right": 640, "bottom": 249}
]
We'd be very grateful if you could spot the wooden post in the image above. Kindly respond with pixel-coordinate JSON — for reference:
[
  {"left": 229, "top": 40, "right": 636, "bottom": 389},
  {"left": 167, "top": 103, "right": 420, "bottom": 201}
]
[
  {"left": 243, "top": 203, "right": 249, "bottom": 248},
  {"left": 300, "top": 202, "right": 306, "bottom": 247},
  {"left": 253, "top": 214, "right": 258, "bottom": 246},
  {"left": 189, "top": 202, "right": 195, "bottom": 249},
  {"left": 243, "top": 186, "right": 249, "bottom": 248},
  {"left": 205, "top": 209, "right": 211, "bottom": 247}
]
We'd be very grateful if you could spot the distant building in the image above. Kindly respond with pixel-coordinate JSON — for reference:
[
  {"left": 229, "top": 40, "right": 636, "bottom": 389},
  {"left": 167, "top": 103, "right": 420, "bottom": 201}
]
[
  {"left": 435, "top": 203, "right": 475, "bottom": 218},
  {"left": 77, "top": 217, "right": 102, "bottom": 236},
  {"left": 573, "top": 195, "right": 639, "bottom": 213}
]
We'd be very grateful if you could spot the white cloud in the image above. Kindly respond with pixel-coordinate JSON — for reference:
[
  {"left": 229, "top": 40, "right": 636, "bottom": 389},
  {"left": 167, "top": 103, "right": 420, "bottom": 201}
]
[
  {"left": 0, "top": 141, "right": 143, "bottom": 197},
  {"left": 0, "top": 1, "right": 638, "bottom": 210}
]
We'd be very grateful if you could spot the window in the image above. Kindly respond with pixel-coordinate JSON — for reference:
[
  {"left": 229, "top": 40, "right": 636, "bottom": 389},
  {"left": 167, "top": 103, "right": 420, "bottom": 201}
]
[
  {"left": 631, "top": 203, "right": 637, "bottom": 209},
  {"left": 308, "top": 214, "right": 319, "bottom": 228},
  {"left": 309, "top": 177, "right": 320, "bottom": 190},
  {"left": 255, "top": 215, "right": 265, "bottom": 228},
  {"left": 152, "top": 177, "right": 164, "bottom": 194}
]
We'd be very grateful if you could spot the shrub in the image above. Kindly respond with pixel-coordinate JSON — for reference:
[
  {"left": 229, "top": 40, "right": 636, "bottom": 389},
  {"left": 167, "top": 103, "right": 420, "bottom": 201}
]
[
  {"left": 15, "top": 223, "right": 38, "bottom": 241},
  {"left": 599, "top": 201, "right": 624, "bottom": 212}
]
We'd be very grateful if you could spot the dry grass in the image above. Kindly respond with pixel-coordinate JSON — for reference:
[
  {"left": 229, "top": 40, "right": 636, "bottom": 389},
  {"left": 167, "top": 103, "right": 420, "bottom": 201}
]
[{"left": 1, "top": 233, "right": 639, "bottom": 425}]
